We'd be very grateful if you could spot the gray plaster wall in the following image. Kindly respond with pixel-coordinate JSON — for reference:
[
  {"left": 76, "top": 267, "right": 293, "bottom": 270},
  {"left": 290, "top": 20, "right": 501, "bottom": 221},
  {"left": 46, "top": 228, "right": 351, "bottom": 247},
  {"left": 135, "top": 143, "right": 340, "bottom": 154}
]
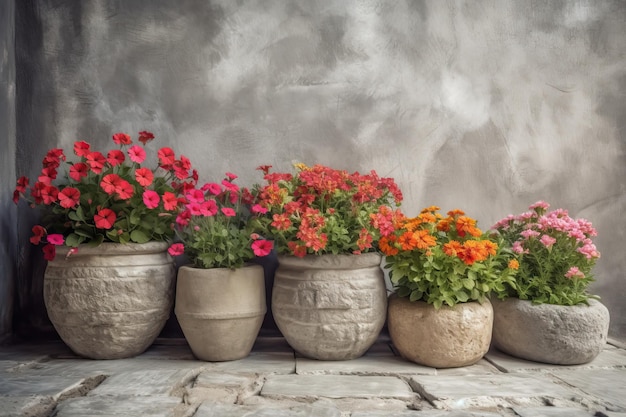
[
  {"left": 12, "top": 1, "right": 626, "bottom": 338},
  {"left": 0, "top": 0, "right": 16, "bottom": 342}
]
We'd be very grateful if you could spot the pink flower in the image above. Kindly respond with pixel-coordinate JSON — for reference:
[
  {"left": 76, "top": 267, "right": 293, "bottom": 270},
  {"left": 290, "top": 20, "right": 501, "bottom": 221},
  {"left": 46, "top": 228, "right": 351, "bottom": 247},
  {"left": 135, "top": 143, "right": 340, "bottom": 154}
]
[
  {"left": 251, "top": 204, "right": 268, "bottom": 214},
  {"left": 539, "top": 234, "right": 556, "bottom": 248},
  {"left": 200, "top": 200, "right": 218, "bottom": 216},
  {"left": 565, "top": 266, "right": 585, "bottom": 279},
  {"left": 221, "top": 207, "right": 236, "bottom": 217},
  {"left": 168, "top": 243, "right": 185, "bottom": 256},
  {"left": 577, "top": 243, "right": 600, "bottom": 260},
  {"left": 529, "top": 201, "right": 550, "bottom": 211},
  {"left": 47, "top": 234, "right": 65, "bottom": 245},
  {"left": 225, "top": 172, "right": 238, "bottom": 180},
  {"left": 143, "top": 190, "right": 160, "bottom": 209},
  {"left": 251, "top": 240, "right": 273, "bottom": 257},
  {"left": 520, "top": 229, "right": 540, "bottom": 239},
  {"left": 201, "top": 183, "right": 222, "bottom": 195},
  {"left": 185, "top": 189, "right": 205, "bottom": 203},
  {"left": 512, "top": 241, "right": 526, "bottom": 254},
  {"left": 221, "top": 179, "right": 240, "bottom": 193},
  {"left": 176, "top": 210, "right": 191, "bottom": 226},
  {"left": 128, "top": 145, "right": 146, "bottom": 164}
]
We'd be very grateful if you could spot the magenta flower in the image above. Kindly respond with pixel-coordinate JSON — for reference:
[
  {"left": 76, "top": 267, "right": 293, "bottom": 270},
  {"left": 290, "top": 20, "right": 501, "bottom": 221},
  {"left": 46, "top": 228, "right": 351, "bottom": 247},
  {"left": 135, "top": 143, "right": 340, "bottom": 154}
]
[
  {"left": 128, "top": 145, "right": 146, "bottom": 164},
  {"left": 46, "top": 234, "right": 65, "bottom": 246},
  {"left": 221, "top": 207, "right": 236, "bottom": 217},
  {"left": 252, "top": 240, "right": 273, "bottom": 257},
  {"left": 168, "top": 243, "right": 185, "bottom": 256},
  {"left": 142, "top": 190, "right": 160, "bottom": 209}
]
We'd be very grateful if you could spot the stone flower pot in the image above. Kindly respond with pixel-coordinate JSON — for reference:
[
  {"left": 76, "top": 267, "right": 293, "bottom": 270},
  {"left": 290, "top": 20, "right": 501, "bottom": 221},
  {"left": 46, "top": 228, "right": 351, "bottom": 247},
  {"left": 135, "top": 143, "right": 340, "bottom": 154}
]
[
  {"left": 388, "top": 294, "right": 493, "bottom": 368},
  {"left": 175, "top": 264, "right": 266, "bottom": 361},
  {"left": 44, "top": 242, "right": 175, "bottom": 359},
  {"left": 272, "top": 253, "right": 387, "bottom": 360},
  {"left": 492, "top": 297, "right": 610, "bottom": 365}
]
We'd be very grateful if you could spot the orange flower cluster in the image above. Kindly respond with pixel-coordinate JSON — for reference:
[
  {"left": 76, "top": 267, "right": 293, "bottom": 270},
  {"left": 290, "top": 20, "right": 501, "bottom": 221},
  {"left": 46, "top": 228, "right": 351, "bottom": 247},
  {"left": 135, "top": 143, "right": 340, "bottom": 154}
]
[{"left": 377, "top": 206, "right": 497, "bottom": 265}]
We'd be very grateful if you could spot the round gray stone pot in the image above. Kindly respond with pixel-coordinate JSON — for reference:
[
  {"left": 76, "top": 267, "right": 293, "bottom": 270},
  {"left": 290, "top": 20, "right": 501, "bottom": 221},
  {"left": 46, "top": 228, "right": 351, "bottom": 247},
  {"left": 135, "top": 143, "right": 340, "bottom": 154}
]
[
  {"left": 175, "top": 264, "right": 266, "bottom": 361},
  {"left": 272, "top": 253, "right": 387, "bottom": 360},
  {"left": 44, "top": 242, "right": 175, "bottom": 359},
  {"left": 388, "top": 294, "right": 493, "bottom": 368},
  {"left": 491, "top": 297, "right": 610, "bottom": 365}
]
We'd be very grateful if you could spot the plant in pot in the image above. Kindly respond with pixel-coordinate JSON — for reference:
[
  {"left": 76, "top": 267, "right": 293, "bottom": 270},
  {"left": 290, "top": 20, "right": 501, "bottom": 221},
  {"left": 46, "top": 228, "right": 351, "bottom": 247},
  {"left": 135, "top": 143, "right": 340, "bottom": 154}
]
[
  {"left": 377, "top": 206, "right": 514, "bottom": 368},
  {"left": 251, "top": 163, "right": 403, "bottom": 360},
  {"left": 13, "top": 131, "right": 196, "bottom": 359},
  {"left": 170, "top": 172, "right": 273, "bottom": 361},
  {"left": 490, "top": 200, "right": 608, "bottom": 365}
]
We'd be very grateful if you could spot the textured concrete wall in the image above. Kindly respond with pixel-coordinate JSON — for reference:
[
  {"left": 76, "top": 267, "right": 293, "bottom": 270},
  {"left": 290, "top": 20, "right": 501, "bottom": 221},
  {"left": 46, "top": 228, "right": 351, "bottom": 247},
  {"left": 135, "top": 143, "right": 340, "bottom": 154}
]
[
  {"left": 13, "top": 1, "right": 626, "bottom": 338},
  {"left": 0, "top": 0, "right": 16, "bottom": 342}
]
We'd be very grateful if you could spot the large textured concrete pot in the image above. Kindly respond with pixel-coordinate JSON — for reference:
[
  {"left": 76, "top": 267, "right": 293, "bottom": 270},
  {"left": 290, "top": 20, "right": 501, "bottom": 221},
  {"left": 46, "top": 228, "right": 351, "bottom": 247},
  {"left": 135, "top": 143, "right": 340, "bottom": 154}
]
[
  {"left": 388, "top": 294, "right": 493, "bottom": 368},
  {"left": 175, "top": 264, "right": 266, "bottom": 361},
  {"left": 272, "top": 253, "right": 387, "bottom": 360},
  {"left": 43, "top": 242, "right": 175, "bottom": 359},
  {"left": 492, "top": 298, "right": 610, "bottom": 365}
]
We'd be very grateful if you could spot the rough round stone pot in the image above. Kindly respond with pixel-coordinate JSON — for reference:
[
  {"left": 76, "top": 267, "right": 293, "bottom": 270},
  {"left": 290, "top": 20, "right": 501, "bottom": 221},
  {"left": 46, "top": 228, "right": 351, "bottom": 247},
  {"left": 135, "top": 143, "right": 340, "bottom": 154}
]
[
  {"left": 272, "top": 253, "right": 387, "bottom": 360},
  {"left": 492, "top": 297, "right": 610, "bottom": 365},
  {"left": 388, "top": 294, "right": 493, "bottom": 368},
  {"left": 175, "top": 264, "right": 266, "bottom": 361},
  {"left": 44, "top": 242, "right": 175, "bottom": 359}
]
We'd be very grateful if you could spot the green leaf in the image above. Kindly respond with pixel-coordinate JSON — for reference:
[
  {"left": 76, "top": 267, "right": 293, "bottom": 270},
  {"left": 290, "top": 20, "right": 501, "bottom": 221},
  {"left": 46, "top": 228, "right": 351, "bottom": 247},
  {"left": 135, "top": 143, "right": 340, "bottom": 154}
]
[
  {"left": 467, "top": 269, "right": 477, "bottom": 282},
  {"left": 130, "top": 229, "right": 151, "bottom": 244},
  {"left": 65, "top": 233, "right": 82, "bottom": 247}
]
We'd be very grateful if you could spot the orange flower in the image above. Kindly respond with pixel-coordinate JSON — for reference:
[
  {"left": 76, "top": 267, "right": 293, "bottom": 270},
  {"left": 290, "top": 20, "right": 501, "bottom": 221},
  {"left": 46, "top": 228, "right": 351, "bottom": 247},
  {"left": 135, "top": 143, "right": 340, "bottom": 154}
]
[
  {"left": 398, "top": 231, "right": 418, "bottom": 251},
  {"left": 447, "top": 209, "right": 465, "bottom": 217},
  {"left": 456, "top": 216, "right": 477, "bottom": 237},
  {"left": 419, "top": 212, "right": 437, "bottom": 224},
  {"left": 414, "top": 229, "right": 437, "bottom": 249},
  {"left": 379, "top": 235, "right": 399, "bottom": 256},
  {"left": 508, "top": 259, "right": 519, "bottom": 270},
  {"left": 403, "top": 217, "right": 423, "bottom": 232},
  {"left": 436, "top": 218, "right": 451, "bottom": 232},
  {"left": 443, "top": 240, "right": 462, "bottom": 257},
  {"left": 421, "top": 205, "right": 440, "bottom": 213}
]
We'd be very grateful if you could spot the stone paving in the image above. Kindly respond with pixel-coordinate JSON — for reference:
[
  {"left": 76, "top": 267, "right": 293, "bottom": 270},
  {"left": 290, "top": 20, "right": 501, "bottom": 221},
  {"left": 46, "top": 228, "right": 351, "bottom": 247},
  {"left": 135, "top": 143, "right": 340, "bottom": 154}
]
[{"left": 0, "top": 335, "right": 625, "bottom": 417}]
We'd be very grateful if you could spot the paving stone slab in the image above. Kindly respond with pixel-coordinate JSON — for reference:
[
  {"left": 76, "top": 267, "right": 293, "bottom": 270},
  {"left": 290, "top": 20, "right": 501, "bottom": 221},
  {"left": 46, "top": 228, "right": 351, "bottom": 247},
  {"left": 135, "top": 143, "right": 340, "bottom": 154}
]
[
  {"left": 261, "top": 374, "right": 415, "bottom": 399},
  {"left": 209, "top": 352, "right": 295, "bottom": 374},
  {"left": 0, "top": 396, "right": 56, "bottom": 417},
  {"left": 14, "top": 358, "right": 206, "bottom": 378},
  {"left": 88, "top": 369, "right": 196, "bottom": 396},
  {"left": 0, "top": 374, "right": 92, "bottom": 398},
  {"left": 410, "top": 373, "right": 576, "bottom": 409},
  {"left": 296, "top": 354, "right": 436, "bottom": 375},
  {"left": 552, "top": 369, "right": 626, "bottom": 410},
  {"left": 352, "top": 411, "right": 503, "bottom": 417},
  {"left": 193, "top": 402, "right": 342, "bottom": 417},
  {"left": 195, "top": 372, "right": 255, "bottom": 388},
  {"left": 512, "top": 407, "right": 597, "bottom": 416},
  {"left": 486, "top": 347, "right": 626, "bottom": 373},
  {"left": 53, "top": 395, "right": 182, "bottom": 417}
]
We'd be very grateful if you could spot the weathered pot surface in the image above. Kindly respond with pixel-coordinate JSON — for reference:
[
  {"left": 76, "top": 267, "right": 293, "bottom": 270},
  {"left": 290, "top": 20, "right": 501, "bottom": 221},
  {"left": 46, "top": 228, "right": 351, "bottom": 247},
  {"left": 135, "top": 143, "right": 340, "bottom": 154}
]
[
  {"left": 44, "top": 242, "right": 175, "bottom": 359},
  {"left": 492, "top": 297, "right": 610, "bottom": 365},
  {"left": 272, "top": 253, "right": 387, "bottom": 360},
  {"left": 388, "top": 294, "right": 493, "bottom": 368}
]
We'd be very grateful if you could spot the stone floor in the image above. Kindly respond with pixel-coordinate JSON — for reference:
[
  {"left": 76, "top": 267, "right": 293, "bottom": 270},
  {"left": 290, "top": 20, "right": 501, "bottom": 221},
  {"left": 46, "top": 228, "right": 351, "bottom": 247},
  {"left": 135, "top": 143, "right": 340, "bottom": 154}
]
[{"left": 1, "top": 335, "right": 625, "bottom": 417}]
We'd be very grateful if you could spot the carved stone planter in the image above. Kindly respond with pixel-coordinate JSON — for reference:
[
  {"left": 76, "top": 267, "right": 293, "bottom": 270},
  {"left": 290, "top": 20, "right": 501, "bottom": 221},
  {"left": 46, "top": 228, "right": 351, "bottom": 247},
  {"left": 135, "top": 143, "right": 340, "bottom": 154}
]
[
  {"left": 388, "top": 294, "right": 493, "bottom": 368},
  {"left": 44, "top": 242, "right": 175, "bottom": 359},
  {"left": 175, "top": 264, "right": 266, "bottom": 361},
  {"left": 272, "top": 253, "right": 387, "bottom": 360},
  {"left": 492, "top": 297, "right": 610, "bottom": 365}
]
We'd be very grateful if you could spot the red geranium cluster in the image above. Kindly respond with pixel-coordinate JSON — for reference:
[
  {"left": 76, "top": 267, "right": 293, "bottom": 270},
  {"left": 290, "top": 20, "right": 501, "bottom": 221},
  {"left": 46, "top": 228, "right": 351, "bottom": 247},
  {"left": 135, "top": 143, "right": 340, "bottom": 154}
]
[
  {"left": 14, "top": 131, "right": 197, "bottom": 260},
  {"left": 252, "top": 163, "right": 402, "bottom": 257}
]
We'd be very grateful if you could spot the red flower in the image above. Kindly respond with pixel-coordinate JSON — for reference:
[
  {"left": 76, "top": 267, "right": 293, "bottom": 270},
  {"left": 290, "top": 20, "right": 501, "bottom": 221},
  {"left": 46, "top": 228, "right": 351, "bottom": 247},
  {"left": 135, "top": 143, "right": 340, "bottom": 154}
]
[
  {"left": 256, "top": 165, "right": 272, "bottom": 175},
  {"left": 112, "top": 132, "right": 132, "bottom": 145},
  {"left": 106, "top": 149, "right": 125, "bottom": 166},
  {"left": 201, "top": 183, "right": 221, "bottom": 195},
  {"left": 42, "top": 244, "right": 56, "bottom": 261},
  {"left": 115, "top": 179, "right": 134, "bottom": 200},
  {"left": 138, "top": 131, "right": 155, "bottom": 145},
  {"left": 15, "top": 176, "right": 29, "bottom": 193},
  {"left": 69, "top": 163, "right": 89, "bottom": 181},
  {"left": 38, "top": 167, "right": 57, "bottom": 185},
  {"left": 128, "top": 145, "right": 146, "bottom": 164},
  {"left": 157, "top": 147, "right": 175, "bottom": 168},
  {"left": 86, "top": 151, "right": 106, "bottom": 174},
  {"left": 225, "top": 172, "right": 238, "bottom": 180},
  {"left": 251, "top": 240, "right": 273, "bottom": 257},
  {"left": 221, "top": 179, "right": 240, "bottom": 193},
  {"left": 41, "top": 185, "right": 59, "bottom": 205},
  {"left": 135, "top": 168, "right": 154, "bottom": 187},
  {"left": 200, "top": 200, "right": 218, "bottom": 216},
  {"left": 168, "top": 243, "right": 184, "bottom": 256},
  {"left": 94, "top": 208, "right": 116, "bottom": 229},
  {"left": 58, "top": 187, "right": 80, "bottom": 208},
  {"left": 100, "top": 174, "right": 121, "bottom": 195},
  {"left": 162, "top": 192, "right": 178, "bottom": 211},
  {"left": 73, "top": 141, "right": 91, "bottom": 157},
  {"left": 142, "top": 190, "right": 160, "bottom": 209},
  {"left": 30, "top": 225, "right": 46, "bottom": 245}
]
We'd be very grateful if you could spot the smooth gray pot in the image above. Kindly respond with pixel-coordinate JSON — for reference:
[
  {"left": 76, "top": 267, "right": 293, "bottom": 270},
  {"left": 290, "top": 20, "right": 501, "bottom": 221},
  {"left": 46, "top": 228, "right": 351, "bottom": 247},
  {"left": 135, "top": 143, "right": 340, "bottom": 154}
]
[
  {"left": 175, "top": 264, "right": 266, "bottom": 361},
  {"left": 492, "top": 297, "right": 610, "bottom": 365}
]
